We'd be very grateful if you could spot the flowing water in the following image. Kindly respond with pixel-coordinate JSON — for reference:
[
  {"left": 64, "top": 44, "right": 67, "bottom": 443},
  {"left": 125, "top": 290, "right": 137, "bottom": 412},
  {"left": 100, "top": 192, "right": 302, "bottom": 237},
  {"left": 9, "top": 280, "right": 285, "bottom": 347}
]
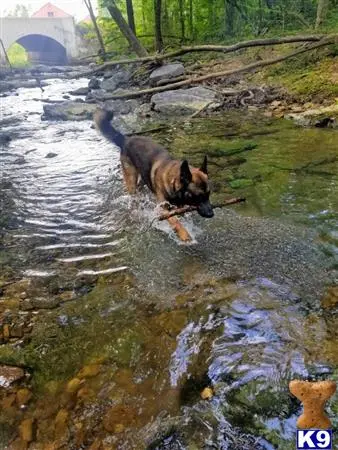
[{"left": 0, "top": 77, "right": 337, "bottom": 449}]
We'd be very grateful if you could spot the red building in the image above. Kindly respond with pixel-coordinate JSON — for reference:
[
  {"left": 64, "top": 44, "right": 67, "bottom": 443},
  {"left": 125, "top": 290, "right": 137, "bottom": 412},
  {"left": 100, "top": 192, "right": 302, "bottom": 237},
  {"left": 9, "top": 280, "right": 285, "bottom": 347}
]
[{"left": 32, "top": 2, "right": 71, "bottom": 18}]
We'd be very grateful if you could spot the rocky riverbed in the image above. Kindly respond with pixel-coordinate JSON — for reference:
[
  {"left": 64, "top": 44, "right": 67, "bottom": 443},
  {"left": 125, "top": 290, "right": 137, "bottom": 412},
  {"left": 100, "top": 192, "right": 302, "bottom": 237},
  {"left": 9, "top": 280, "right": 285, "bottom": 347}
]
[{"left": 0, "top": 64, "right": 337, "bottom": 449}]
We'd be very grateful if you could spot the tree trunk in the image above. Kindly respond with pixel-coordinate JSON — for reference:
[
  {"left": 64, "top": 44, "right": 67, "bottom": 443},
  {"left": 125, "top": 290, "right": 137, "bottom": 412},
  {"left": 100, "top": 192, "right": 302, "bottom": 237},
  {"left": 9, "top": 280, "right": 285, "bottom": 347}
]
[
  {"left": 315, "top": 0, "right": 329, "bottom": 30},
  {"left": 208, "top": 0, "right": 216, "bottom": 29},
  {"left": 126, "top": 0, "right": 136, "bottom": 35},
  {"left": 163, "top": 0, "right": 170, "bottom": 34},
  {"left": 106, "top": 1, "right": 148, "bottom": 57},
  {"left": 178, "top": 0, "right": 185, "bottom": 42},
  {"left": 83, "top": 0, "right": 106, "bottom": 58},
  {"left": 154, "top": 0, "right": 163, "bottom": 52},
  {"left": 225, "top": 0, "right": 236, "bottom": 36},
  {"left": 188, "top": 0, "right": 193, "bottom": 38}
]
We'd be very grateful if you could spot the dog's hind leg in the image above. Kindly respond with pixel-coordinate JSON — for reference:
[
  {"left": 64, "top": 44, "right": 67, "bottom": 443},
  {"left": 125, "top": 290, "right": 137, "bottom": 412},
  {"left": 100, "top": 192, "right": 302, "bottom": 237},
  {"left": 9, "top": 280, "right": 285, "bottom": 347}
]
[{"left": 121, "top": 155, "right": 138, "bottom": 194}]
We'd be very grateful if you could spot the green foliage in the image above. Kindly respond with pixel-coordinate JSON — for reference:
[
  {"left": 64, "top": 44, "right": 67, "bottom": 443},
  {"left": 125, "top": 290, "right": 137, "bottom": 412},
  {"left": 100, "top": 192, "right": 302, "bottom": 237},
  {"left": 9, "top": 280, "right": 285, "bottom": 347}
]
[
  {"left": 7, "top": 43, "right": 30, "bottom": 67},
  {"left": 91, "top": 0, "right": 338, "bottom": 55}
]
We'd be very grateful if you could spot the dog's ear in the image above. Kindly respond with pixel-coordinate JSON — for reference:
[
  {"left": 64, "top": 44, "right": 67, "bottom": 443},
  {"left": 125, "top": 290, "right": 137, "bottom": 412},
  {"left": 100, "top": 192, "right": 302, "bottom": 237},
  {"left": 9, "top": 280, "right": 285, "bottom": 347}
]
[
  {"left": 180, "top": 160, "right": 192, "bottom": 186},
  {"left": 200, "top": 155, "right": 208, "bottom": 175}
]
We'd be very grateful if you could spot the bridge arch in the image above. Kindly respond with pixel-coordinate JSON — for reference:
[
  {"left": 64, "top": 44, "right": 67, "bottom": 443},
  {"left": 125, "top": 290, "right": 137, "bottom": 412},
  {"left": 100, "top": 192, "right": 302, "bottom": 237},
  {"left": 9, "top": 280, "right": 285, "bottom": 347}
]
[
  {"left": 15, "top": 34, "right": 68, "bottom": 64},
  {"left": 0, "top": 17, "right": 78, "bottom": 65}
]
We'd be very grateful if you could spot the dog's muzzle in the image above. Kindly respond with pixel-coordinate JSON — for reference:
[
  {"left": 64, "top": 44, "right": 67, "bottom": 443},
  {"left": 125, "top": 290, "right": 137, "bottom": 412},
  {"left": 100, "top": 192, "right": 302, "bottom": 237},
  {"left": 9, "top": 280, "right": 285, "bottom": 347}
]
[{"left": 197, "top": 202, "right": 214, "bottom": 218}]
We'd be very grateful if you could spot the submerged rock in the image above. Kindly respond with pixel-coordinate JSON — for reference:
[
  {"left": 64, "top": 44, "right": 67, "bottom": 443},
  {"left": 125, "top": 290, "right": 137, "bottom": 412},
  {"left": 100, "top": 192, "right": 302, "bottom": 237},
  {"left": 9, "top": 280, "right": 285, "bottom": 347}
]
[
  {"left": 42, "top": 101, "right": 97, "bottom": 121},
  {"left": 151, "top": 87, "right": 220, "bottom": 115},
  {"left": 0, "top": 132, "right": 12, "bottom": 145},
  {"left": 19, "top": 418, "right": 34, "bottom": 443},
  {"left": 149, "top": 63, "right": 185, "bottom": 85},
  {"left": 0, "top": 365, "right": 25, "bottom": 388}
]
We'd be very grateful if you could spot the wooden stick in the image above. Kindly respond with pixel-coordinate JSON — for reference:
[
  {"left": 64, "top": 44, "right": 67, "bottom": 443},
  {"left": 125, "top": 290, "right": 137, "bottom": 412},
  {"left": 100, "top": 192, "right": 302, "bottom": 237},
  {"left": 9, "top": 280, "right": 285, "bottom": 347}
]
[
  {"left": 167, "top": 216, "right": 192, "bottom": 242},
  {"left": 158, "top": 197, "right": 246, "bottom": 221},
  {"left": 96, "top": 37, "right": 335, "bottom": 100},
  {"left": 75, "top": 34, "right": 327, "bottom": 77}
]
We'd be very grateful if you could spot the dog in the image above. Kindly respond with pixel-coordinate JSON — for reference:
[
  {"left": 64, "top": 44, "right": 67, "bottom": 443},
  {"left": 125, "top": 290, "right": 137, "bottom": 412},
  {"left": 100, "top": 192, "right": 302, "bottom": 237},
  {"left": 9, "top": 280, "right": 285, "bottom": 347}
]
[{"left": 94, "top": 109, "right": 214, "bottom": 218}]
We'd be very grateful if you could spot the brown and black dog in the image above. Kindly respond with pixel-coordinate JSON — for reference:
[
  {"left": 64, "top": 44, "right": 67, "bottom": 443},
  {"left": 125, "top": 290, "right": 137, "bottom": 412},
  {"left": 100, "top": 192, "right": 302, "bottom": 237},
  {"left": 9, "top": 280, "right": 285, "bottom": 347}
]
[{"left": 94, "top": 109, "right": 214, "bottom": 218}]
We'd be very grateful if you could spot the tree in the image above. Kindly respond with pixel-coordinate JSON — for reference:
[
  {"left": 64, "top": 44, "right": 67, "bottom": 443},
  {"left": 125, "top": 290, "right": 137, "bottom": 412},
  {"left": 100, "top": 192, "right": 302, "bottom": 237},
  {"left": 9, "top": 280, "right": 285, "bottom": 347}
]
[
  {"left": 105, "top": 0, "right": 148, "bottom": 56},
  {"left": 6, "top": 4, "right": 30, "bottom": 17},
  {"left": 126, "top": 0, "right": 136, "bottom": 34},
  {"left": 315, "top": 0, "right": 329, "bottom": 29},
  {"left": 188, "top": 0, "right": 193, "bottom": 38},
  {"left": 225, "top": 0, "right": 236, "bottom": 36},
  {"left": 154, "top": 0, "right": 163, "bottom": 51},
  {"left": 178, "top": 0, "right": 185, "bottom": 41},
  {"left": 83, "top": 0, "right": 106, "bottom": 58}
]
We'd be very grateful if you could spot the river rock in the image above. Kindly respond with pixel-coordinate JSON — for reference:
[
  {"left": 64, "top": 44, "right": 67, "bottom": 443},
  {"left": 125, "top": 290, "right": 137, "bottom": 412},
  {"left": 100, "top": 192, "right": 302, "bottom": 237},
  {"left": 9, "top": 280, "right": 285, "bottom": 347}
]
[
  {"left": 88, "top": 77, "right": 100, "bottom": 90},
  {"left": 86, "top": 89, "right": 112, "bottom": 102},
  {"left": 110, "top": 113, "right": 155, "bottom": 135},
  {"left": 0, "top": 116, "right": 22, "bottom": 127},
  {"left": 151, "top": 87, "right": 219, "bottom": 115},
  {"left": 285, "top": 104, "right": 338, "bottom": 128},
  {"left": 16, "top": 388, "right": 32, "bottom": 406},
  {"left": 19, "top": 418, "right": 34, "bottom": 442},
  {"left": 42, "top": 101, "right": 97, "bottom": 121},
  {"left": 104, "top": 99, "right": 139, "bottom": 115},
  {"left": 149, "top": 63, "right": 185, "bottom": 85},
  {"left": 100, "top": 69, "right": 132, "bottom": 92},
  {"left": 69, "top": 87, "right": 89, "bottom": 96},
  {"left": 0, "top": 365, "right": 25, "bottom": 388}
]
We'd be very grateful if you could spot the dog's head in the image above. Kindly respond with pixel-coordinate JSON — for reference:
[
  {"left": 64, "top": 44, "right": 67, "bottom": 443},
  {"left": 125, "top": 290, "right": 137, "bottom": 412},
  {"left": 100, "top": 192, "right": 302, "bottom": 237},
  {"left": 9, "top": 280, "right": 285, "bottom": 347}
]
[{"left": 178, "top": 156, "right": 214, "bottom": 218}]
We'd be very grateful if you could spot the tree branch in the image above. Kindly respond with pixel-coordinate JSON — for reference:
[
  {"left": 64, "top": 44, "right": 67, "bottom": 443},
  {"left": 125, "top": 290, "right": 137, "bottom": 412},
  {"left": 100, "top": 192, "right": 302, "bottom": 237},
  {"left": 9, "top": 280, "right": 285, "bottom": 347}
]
[
  {"left": 96, "top": 37, "right": 336, "bottom": 100},
  {"left": 76, "top": 34, "right": 327, "bottom": 78}
]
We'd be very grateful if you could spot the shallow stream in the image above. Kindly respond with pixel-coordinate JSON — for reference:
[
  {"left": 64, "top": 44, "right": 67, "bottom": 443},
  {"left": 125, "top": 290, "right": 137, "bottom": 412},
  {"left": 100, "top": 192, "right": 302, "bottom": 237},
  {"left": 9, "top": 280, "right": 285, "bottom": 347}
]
[{"left": 0, "top": 77, "right": 337, "bottom": 449}]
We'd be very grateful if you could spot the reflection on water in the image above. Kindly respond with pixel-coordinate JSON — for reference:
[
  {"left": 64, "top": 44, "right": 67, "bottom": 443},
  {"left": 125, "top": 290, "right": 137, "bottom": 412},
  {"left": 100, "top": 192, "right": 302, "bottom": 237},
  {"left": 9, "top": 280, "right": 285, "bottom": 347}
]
[{"left": 0, "top": 78, "right": 337, "bottom": 449}]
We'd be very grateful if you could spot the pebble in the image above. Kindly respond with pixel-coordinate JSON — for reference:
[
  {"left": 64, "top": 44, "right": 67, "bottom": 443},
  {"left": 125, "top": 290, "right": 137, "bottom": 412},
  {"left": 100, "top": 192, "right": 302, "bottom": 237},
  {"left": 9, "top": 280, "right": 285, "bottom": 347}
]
[
  {"left": 19, "top": 418, "right": 34, "bottom": 442},
  {"left": 66, "top": 377, "right": 82, "bottom": 394},
  {"left": 201, "top": 387, "right": 213, "bottom": 400},
  {"left": 16, "top": 388, "right": 32, "bottom": 406}
]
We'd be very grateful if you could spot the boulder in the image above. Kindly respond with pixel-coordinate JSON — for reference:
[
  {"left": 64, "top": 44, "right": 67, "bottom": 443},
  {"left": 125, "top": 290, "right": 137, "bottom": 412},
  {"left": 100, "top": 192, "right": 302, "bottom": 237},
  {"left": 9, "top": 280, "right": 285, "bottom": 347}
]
[
  {"left": 100, "top": 69, "right": 132, "bottom": 92},
  {"left": 149, "top": 63, "right": 185, "bottom": 85},
  {"left": 104, "top": 99, "right": 139, "bottom": 115},
  {"left": 110, "top": 113, "right": 153, "bottom": 135},
  {"left": 285, "top": 104, "right": 338, "bottom": 128},
  {"left": 88, "top": 77, "right": 100, "bottom": 90},
  {"left": 151, "top": 87, "right": 219, "bottom": 115},
  {"left": 42, "top": 101, "right": 97, "bottom": 121},
  {"left": 69, "top": 87, "right": 89, "bottom": 96}
]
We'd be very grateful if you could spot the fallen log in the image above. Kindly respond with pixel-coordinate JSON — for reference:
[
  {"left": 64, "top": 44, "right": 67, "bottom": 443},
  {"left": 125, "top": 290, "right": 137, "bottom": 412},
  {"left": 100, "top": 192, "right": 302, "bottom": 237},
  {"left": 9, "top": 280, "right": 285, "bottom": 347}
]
[
  {"left": 99, "top": 37, "right": 336, "bottom": 101},
  {"left": 158, "top": 197, "right": 246, "bottom": 221},
  {"left": 76, "top": 34, "right": 327, "bottom": 77}
]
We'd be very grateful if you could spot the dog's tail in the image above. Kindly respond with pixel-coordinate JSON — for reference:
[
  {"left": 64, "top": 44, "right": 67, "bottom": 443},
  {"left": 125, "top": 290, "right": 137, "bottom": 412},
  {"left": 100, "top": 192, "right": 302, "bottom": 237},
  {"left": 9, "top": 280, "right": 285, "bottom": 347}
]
[{"left": 94, "top": 109, "right": 125, "bottom": 150}]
